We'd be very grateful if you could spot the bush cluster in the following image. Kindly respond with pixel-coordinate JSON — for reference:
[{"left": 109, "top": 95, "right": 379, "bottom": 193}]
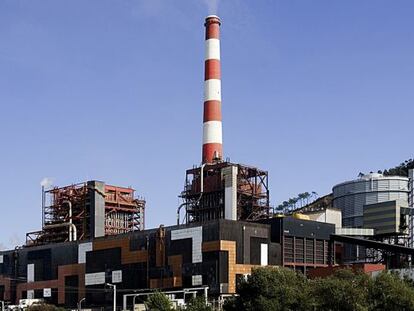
[
  {"left": 145, "top": 291, "right": 213, "bottom": 311},
  {"left": 223, "top": 267, "right": 414, "bottom": 311},
  {"left": 27, "top": 304, "right": 65, "bottom": 311}
]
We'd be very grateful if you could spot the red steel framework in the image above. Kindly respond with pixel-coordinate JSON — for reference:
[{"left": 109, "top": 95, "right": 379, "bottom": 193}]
[
  {"left": 180, "top": 162, "right": 270, "bottom": 224},
  {"left": 26, "top": 181, "right": 146, "bottom": 246}
]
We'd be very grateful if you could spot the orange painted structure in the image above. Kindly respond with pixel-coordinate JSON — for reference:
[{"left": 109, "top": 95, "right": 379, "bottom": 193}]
[{"left": 26, "top": 181, "right": 145, "bottom": 246}]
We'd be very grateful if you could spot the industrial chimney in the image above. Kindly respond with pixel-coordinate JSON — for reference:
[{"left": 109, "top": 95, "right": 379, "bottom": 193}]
[
  {"left": 179, "top": 16, "right": 271, "bottom": 225},
  {"left": 203, "top": 15, "right": 223, "bottom": 164}
]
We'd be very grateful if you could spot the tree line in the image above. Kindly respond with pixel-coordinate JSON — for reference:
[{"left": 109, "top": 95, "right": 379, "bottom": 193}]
[
  {"left": 276, "top": 192, "right": 318, "bottom": 214},
  {"left": 224, "top": 267, "right": 414, "bottom": 311},
  {"left": 380, "top": 158, "right": 414, "bottom": 177}
]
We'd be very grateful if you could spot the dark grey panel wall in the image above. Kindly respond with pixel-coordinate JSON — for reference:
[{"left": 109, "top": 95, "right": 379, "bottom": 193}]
[
  {"left": 269, "top": 243, "right": 282, "bottom": 266},
  {"left": 0, "top": 251, "right": 15, "bottom": 276},
  {"left": 86, "top": 248, "right": 121, "bottom": 273},
  {"left": 258, "top": 217, "right": 334, "bottom": 242},
  {"left": 243, "top": 227, "right": 269, "bottom": 264},
  {"left": 282, "top": 217, "right": 334, "bottom": 240}
]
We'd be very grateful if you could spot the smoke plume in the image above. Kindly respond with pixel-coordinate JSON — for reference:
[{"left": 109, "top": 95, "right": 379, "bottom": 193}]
[
  {"left": 205, "top": 0, "right": 219, "bottom": 15},
  {"left": 40, "top": 177, "right": 54, "bottom": 188}
]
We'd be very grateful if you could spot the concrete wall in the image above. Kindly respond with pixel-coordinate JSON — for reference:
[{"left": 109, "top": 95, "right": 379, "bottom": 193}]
[{"left": 306, "top": 209, "right": 342, "bottom": 228}]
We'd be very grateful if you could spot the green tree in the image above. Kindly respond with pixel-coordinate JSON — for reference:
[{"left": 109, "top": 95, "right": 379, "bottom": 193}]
[
  {"left": 186, "top": 296, "right": 212, "bottom": 311},
  {"left": 223, "top": 266, "right": 414, "bottom": 311},
  {"left": 368, "top": 272, "right": 414, "bottom": 311},
  {"left": 27, "top": 304, "right": 65, "bottom": 311},
  {"left": 303, "top": 192, "right": 311, "bottom": 205},
  {"left": 382, "top": 158, "right": 414, "bottom": 177},
  {"left": 310, "top": 269, "right": 372, "bottom": 311},
  {"left": 224, "top": 267, "right": 312, "bottom": 311},
  {"left": 146, "top": 291, "right": 173, "bottom": 311},
  {"left": 288, "top": 198, "right": 298, "bottom": 210}
]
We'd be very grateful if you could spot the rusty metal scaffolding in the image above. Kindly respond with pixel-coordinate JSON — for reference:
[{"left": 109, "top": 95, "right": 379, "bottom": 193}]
[
  {"left": 105, "top": 185, "right": 146, "bottom": 235},
  {"left": 180, "top": 162, "right": 270, "bottom": 224},
  {"left": 26, "top": 181, "right": 146, "bottom": 246}
]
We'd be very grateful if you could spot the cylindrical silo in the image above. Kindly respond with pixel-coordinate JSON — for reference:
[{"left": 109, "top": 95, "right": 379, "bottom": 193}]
[{"left": 333, "top": 173, "right": 409, "bottom": 228}]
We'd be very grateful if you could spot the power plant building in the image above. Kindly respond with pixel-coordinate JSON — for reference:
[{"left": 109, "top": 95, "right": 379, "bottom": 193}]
[
  {"left": 5, "top": 11, "right": 414, "bottom": 310},
  {"left": 0, "top": 217, "right": 336, "bottom": 309}
]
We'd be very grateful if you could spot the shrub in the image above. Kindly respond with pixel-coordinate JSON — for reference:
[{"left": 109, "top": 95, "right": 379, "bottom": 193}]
[
  {"left": 369, "top": 272, "right": 414, "bottom": 311},
  {"left": 224, "top": 267, "right": 312, "bottom": 311},
  {"left": 186, "top": 296, "right": 212, "bottom": 311},
  {"left": 146, "top": 291, "right": 173, "bottom": 311},
  {"left": 27, "top": 303, "right": 65, "bottom": 311}
]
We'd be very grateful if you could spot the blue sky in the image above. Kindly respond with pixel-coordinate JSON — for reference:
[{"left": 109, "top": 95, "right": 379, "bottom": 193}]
[{"left": 0, "top": 0, "right": 413, "bottom": 249}]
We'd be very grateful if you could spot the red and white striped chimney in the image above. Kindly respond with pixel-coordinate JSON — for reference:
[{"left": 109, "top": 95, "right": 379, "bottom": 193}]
[{"left": 203, "top": 15, "right": 223, "bottom": 164}]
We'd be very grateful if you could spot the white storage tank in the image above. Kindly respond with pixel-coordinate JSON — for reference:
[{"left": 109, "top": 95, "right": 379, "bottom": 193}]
[{"left": 333, "top": 173, "right": 409, "bottom": 228}]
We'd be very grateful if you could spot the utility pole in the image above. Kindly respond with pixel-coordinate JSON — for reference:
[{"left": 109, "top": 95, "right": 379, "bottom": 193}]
[{"left": 106, "top": 283, "right": 116, "bottom": 311}]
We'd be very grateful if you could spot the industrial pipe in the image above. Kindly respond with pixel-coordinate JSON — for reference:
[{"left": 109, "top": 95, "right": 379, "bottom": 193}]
[
  {"left": 78, "top": 297, "right": 85, "bottom": 311},
  {"left": 196, "top": 163, "right": 206, "bottom": 206},
  {"left": 177, "top": 164, "right": 206, "bottom": 225},
  {"left": 63, "top": 200, "right": 74, "bottom": 241},
  {"left": 44, "top": 223, "right": 77, "bottom": 242},
  {"left": 176, "top": 202, "right": 188, "bottom": 226},
  {"left": 106, "top": 283, "right": 116, "bottom": 311}
]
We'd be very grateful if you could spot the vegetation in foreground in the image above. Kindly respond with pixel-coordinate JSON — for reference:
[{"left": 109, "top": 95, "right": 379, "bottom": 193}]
[
  {"left": 27, "top": 304, "right": 65, "bottom": 311},
  {"left": 145, "top": 291, "right": 213, "bottom": 311},
  {"left": 26, "top": 267, "right": 414, "bottom": 310},
  {"left": 223, "top": 267, "right": 414, "bottom": 311}
]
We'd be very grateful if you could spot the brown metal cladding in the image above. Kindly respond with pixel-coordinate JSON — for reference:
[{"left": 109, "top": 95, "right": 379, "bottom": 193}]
[
  {"left": 149, "top": 277, "right": 180, "bottom": 289},
  {"left": 168, "top": 255, "right": 183, "bottom": 288},
  {"left": 57, "top": 264, "right": 85, "bottom": 305},
  {"left": 156, "top": 227, "right": 166, "bottom": 267},
  {"left": 0, "top": 276, "right": 12, "bottom": 301},
  {"left": 202, "top": 240, "right": 262, "bottom": 293},
  {"left": 205, "top": 59, "right": 221, "bottom": 80},
  {"left": 93, "top": 238, "right": 148, "bottom": 264},
  {"left": 15, "top": 263, "right": 86, "bottom": 304},
  {"left": 16, "top": 280, "right": 59, "bottom": 301},
  {"left": 203, "top": 100, "right": 222, "bottom": 122},
  {"left": 148, "top": 255, "right": 182, "bottom": 290}
]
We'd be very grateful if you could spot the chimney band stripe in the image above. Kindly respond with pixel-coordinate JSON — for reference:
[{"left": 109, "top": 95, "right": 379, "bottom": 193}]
[
  {"left": 205, "top": 60, "right": 221, "bottom": 80},
  {"left": 205, "top": 24, "right": 220, "bottom": 40},
  {"left": 203, "top": 121, "right": 223, "bottom": 144},
  {"left": 205, "top": 39, "right": 221, "bottom": 60},
  {"left": 204, "top": 79, "right": 221, "bottom": 102},
  {"left": 203, "top": 100, "right": 222, "bottom": 122},
  {"left": 203, "top": 143, "right": 223, "bottom": 163}
]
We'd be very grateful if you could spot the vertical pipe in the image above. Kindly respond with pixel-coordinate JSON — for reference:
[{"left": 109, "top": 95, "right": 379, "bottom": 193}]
[
  {"left": 41, "top": 186, "right": 45, "bottom": 228},
  {"left": 63, "top": 200, "right": 73, "bottom": 241},
  {"left": 146, "top": 235, "right": 150, "bottom": 288},
  {"left": 202, "top": 15, "right": 223, "bottom": 164},
  {"left": 409, "top": 169, "right": 414, "bottom": 251},
  {"left": 113, "top": 285, "right": 116, "bottom": 311}
]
